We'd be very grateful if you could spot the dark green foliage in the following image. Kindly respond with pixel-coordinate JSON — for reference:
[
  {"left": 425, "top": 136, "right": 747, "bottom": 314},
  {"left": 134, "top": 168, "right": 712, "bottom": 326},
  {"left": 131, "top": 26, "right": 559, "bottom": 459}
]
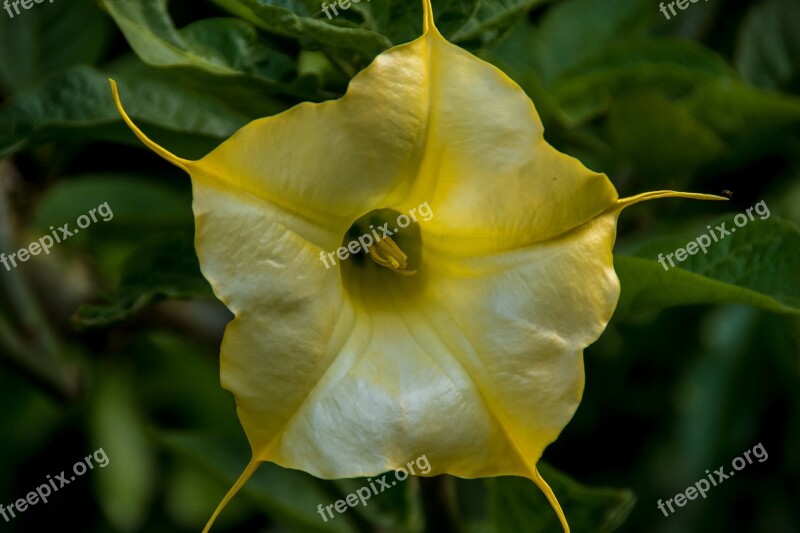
[{"left": 0, "top": 0, "right": 798, "bottom": 531}]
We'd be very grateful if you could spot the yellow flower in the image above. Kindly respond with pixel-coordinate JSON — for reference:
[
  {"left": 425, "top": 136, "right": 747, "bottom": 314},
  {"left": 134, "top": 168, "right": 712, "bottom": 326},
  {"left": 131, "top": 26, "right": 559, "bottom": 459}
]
[{"left": 110, "top": 1, "right": 723, "bottom": 530}]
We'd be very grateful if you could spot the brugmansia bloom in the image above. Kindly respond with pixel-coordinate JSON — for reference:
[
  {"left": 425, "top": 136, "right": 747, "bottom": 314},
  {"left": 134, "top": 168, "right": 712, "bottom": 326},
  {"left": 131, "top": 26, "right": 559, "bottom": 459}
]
[{"left": 110, "top": 1, "right": 723, "bottom": 530}]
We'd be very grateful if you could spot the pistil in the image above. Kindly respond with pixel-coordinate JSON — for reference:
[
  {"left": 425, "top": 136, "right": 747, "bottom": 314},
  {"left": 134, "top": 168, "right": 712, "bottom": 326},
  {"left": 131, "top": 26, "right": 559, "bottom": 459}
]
[{"left": 366, "top": 236, "right": 417, "bottom": 276}]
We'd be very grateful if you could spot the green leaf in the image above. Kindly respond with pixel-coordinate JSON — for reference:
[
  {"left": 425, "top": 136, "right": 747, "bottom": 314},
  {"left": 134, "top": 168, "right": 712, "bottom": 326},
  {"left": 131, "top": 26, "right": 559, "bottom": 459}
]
[
  {"left": 166, "top": 459, "right": 249, "bottom": 528},
  {"left": 735, "top": 0, "right": 800, "bottom": 92},
  {"left": 480, "top": 20, "right": 568, "bottom": 127},
  {"left": 483, "top": 6, "right": 727, "bottom": 126},
  {"left": 32, "top": 174, "right": 192, "bottom": 234},
  {"left": 525, "top": 0, "right": 649, "bottom": 86},
  {"left": 680, "top": 78, "right": 800, "bottom": 142},
  {"left": 0, "top": 65, "right": 250, "bottom": 159},
  {"left": 607, "top": 92, "right": 726, "bottom": 180},
  {"left": 0, "top": 0, "right": 112, "bottom": 94},
  {"left": 615, "top": 216, "right": 800, "bottom": 316},
  {"left": 450, "top": 0, "right": 546, "bottom": 49},
  {"left": 134, "top": 332, "right": 239, "bottom": 435},
  {"left": 208, "top": 0, "right": 392, "bottom": 58},
  {"left": 73, "top": 233, "right": 213, "bottom": 328},
  {"left": 376, "top": 0, "right": 480, "bottom": 46},
  {"left": 158, "top": 431, "right": 358, "bottom": 533},
  {"left": 99, "top": 0, "right": 298, "bottom": 91},
  {"left": 208, "top": 0, "right": 497, "bottom": 56},
  {"left": 553, "top": 40, "right": 733, "bottom": 124},
  {"left": 91, "top": 368, "right": 157, "bottom": 531},
  {"left": 109, "top": 54, "right": 292, "bottom": 120},
  {"left": 488, "top": 463, "right": 635, "bottom": 532},
  {"left": 331, "top": 474, "right": 424, "bottom": 533}
]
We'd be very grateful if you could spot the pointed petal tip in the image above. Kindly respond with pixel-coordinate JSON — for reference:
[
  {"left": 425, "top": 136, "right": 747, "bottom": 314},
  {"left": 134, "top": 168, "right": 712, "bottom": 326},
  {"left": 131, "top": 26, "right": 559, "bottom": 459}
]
[
  {"left": 108, "top": 78, "right": 192, "bottom": 172},
  {"left": 532, "top": 467, "right": 571, "bottom": 533},
  {"left": 616, "top": 190, "right": 729, "bottom": 211},
  {"left": 203, "top": 458, "right": 261, "bottom": 533},
  {"left": 422, "top": 0, "right": 437, "bottom": 34}
]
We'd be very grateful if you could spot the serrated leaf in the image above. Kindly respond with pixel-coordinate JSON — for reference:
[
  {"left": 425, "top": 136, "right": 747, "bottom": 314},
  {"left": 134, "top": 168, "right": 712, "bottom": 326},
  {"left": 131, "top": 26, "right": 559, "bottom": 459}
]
[
  {"left": 209, "top": 0, "right": 392, "bottom": 58},
  {"left": 615, "top": 217, "right": 800, "bottom": 315},
  {"left": 209, "top": 0, "right": 490, "bottom": 55},
  {"left": 376, "top": 0, "right": 480, "bottom": 46},
  {"left": 99, "top": 0, "right": 298, "bottom": 91},
  {"left": 450, "top": 0, "right": 547, "bottom": 48},
  {"left": 0, "top": 66, "right": 250, "bottom": 159}
]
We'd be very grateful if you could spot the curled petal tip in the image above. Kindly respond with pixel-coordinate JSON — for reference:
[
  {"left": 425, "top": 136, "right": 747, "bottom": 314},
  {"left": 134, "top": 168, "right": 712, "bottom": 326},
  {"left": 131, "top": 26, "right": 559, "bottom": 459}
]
[{"left": 109, "top": 78, "right": 191, "bottom": 172}]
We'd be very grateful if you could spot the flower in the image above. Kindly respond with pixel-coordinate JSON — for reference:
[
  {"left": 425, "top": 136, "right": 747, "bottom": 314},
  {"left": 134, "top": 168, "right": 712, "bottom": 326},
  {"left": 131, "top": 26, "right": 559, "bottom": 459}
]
[{"left": 110, "top": 1, "right": 723, "bottom": 530}]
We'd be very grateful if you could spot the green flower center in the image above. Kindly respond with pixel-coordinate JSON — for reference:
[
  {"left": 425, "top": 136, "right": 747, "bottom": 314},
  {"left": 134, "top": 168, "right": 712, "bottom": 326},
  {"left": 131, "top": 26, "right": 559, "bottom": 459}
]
[{"left": 344, "top": 208, "right": 420, "bottom": 276}]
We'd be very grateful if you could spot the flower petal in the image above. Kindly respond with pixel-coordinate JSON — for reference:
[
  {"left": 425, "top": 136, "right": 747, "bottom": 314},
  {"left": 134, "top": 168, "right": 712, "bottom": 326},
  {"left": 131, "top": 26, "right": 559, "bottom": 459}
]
[{"left": 108, "top": 2, "right": 727, "bottom": 532}]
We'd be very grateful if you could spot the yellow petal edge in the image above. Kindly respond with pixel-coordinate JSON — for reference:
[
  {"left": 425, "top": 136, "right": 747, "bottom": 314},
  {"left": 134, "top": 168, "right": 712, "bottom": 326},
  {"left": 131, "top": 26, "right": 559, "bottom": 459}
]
[{"left": 109, "top": 1, "right": 725, "bottom": 531}]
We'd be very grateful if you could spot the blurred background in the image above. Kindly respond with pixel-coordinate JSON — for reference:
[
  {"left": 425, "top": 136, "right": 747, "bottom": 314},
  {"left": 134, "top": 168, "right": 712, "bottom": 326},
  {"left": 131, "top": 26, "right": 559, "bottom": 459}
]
[{"left": 0, "top": 0, "right": 798, "bottom": 531}]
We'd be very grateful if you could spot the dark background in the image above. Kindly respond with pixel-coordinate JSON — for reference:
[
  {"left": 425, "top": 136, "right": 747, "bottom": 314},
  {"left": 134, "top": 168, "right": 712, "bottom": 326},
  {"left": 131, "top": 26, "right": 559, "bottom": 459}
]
[{"left": 0, "top": 0, "right": 798, "bottom": 531}]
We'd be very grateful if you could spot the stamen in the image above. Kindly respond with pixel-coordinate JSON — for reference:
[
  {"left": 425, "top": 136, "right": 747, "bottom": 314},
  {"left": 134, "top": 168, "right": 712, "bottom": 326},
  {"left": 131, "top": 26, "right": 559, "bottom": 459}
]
[{"left": 366, "top": 237, "right": 417, "bottom": 276}]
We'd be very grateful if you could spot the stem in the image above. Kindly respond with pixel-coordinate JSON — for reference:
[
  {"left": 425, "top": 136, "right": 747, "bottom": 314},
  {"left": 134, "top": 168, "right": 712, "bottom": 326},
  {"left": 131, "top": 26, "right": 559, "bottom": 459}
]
[{"left": 0, "top": 162, "right": 80, "bottom": 400}]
